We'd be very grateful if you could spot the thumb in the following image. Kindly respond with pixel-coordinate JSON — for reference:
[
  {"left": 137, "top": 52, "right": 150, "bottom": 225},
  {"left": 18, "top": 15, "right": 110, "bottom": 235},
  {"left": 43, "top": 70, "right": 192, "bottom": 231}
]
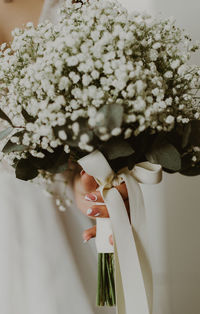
[{"left": 80, "top": 170, "right": 99, "bottom": 193}]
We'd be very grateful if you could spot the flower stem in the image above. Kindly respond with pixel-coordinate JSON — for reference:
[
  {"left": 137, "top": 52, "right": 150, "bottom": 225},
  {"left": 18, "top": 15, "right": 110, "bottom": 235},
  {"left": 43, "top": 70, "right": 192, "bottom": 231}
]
[{"left": 96, "top": 253, "right": 116, "bottom": 307}]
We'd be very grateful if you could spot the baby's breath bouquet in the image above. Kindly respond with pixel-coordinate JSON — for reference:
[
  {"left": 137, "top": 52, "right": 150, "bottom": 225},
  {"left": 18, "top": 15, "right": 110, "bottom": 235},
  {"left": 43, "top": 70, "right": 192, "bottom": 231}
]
[{"left": 0, "top": 0, "right": 200, "bottom": 308}]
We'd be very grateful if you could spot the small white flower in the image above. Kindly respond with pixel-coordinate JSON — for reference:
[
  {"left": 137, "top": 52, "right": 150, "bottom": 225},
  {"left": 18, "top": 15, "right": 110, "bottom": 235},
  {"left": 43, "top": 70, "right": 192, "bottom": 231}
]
[
  {"left": 153, "top": 42, "right": 161, "bottom": 50},
  {"left": 80, "top": 134, "right": 90, "bottom": 144},
  {"left": 124, "top": 128, "right": 132, "bottom": 139},
  {"left": 56, "top": 199, "right": 61, "bottom": 206},
  {"left": 72, "top": 122, "right": 80, "bottom": 136},
  {"left": 99, "top": 134, "right": 110, "bottom": 141},
  {"left": 37, "top": 152, "right": 45, "bottom": 158},
  {"left": 82, "top": 74, "right": 92, "bottom": 86},
  {"left": 164, "top": 71, "right": 173, "bottom": 79},
  {"left": 59, "top": 76, "right": 70, "bottom": 91},
  {"left": 64, "top": 144, "right": 70, "bottom": 153},
  {"left": 171, "top": 59, "right": 181, "bottom": 70},
  {"left": 192, "top": 156, "right": 197, "bottom": 162},
  {"left": 165, "top": 115, "right": 175, "bottom": 124},
  {"left": 111, "top": 128, "right": 121, "bottom": 136},
  {"left": 149, "top": 49, "right": 158, "bottom": 61},
  {"left": 50, "top": 140, "right": 59, "bottom": 148},
  {"left": 58, "top": 130, "right": 67, "bottom": 141}
]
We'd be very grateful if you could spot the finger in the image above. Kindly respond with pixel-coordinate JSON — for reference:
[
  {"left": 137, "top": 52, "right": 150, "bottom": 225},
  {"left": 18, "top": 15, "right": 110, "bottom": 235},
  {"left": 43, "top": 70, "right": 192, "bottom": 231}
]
[
  {"left": 86, "top": 205, "right": 110, "bottom": 218},
  {"left": 80, "top": 171, "right": 99, "bottom": 193},
  {"left": 109, "top": 234, "right": 114, "bottom": 246},
  {"left": 115, "top": 182, "right": 128, "bottom": 200},
  {"left": 85, "top": 199, "right": 130, "bottom": 219},
  {"left": 82, "top": 225, "right": 96, "bottom": 241},
  {"left": 84, "top": 182, "right": 128, "bottom": 203}
]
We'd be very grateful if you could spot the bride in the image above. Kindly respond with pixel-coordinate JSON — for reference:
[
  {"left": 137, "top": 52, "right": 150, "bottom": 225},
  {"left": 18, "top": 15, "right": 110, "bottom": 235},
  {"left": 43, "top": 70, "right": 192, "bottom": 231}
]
[{"left": 0, "top": 0, "right": 128, "bottom": 313}]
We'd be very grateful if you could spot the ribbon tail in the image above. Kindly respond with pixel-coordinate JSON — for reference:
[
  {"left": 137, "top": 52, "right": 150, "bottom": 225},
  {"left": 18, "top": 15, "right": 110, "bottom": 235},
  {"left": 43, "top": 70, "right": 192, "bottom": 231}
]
[
  {"left": 121, "top": 171, "right": 153, "bottom": 313},
  {"left": 103, "top": 187, "right": 150, "bottom": 314},
  {"left": 113, "top": 235, "right": 126, "bottom": 314}
]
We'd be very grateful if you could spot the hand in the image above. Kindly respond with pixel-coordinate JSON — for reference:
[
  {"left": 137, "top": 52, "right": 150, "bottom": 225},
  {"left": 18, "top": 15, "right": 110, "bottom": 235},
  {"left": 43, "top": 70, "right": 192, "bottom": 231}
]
[{"left": 73, "top": 169, "right": 130, "bottom": 245}]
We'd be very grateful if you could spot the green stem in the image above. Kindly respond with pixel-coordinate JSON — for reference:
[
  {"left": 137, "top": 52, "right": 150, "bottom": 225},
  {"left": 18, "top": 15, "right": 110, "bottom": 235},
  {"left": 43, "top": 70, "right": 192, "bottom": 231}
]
[
  {"left": 96, "top": 253, "right": 116, "bottom": 307},
  {"left": 97, "top": 253, "right": 102, "bottom": 306}
]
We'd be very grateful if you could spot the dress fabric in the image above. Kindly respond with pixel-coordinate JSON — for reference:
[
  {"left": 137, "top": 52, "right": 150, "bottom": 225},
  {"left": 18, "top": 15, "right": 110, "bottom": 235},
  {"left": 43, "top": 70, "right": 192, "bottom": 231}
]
[{"left": 0, "top": 1, "right": 115, "bottom": 313}]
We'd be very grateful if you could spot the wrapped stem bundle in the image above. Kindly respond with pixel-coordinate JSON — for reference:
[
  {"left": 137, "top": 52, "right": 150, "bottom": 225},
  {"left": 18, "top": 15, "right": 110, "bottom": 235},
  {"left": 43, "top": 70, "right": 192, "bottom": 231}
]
[{"left": 97, "top": 253, "right": 115, "bottom": 306}]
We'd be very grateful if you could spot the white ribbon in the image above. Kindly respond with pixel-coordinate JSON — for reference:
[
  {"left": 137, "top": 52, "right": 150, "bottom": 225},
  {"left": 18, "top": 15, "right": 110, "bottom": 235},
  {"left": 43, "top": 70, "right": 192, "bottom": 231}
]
[{"left": 78, "top": 150, "right": 162, "bottom": 314}]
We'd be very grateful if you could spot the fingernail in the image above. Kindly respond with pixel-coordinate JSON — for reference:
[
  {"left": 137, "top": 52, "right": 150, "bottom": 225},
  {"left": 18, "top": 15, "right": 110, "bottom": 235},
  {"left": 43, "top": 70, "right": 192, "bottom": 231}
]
[
  {"left": 87, "top": 208, "right": 100, "bottom": 217},
  {"left": 87, "top": 208, "right": 93, "bottom": 215},
  {"left": 80, "top": 170, "right": 85, "bottom": 176},
  {"left": 83, "top": 239, "right": 88, "bottom": 243},
  {"left": 85, "top": 193, "right": 97, "bottom": 201}
]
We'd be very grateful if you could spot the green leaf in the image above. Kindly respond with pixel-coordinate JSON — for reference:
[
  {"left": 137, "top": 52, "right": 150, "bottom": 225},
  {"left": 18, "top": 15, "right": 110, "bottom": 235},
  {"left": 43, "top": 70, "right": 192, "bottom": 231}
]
[
  {"left": 0, "top": 109, "right": 12, "bottom": 125},
  {"left": 2, "top": 141, "right": 28, "bottom": 153},
  {"left": 15, "top": 159, "right": 38, "bottom": 181},
  {"left": 180, "top": 167, "right": 200, "bottom": 176},
  {"left": 100, "top": 138, "right": 135, "bottom": 160},
  {"left": 189, "top": 120, "right": 200, "bottom": 146},
  {"left": 182, "top": 123, "right": 191, "bottom": 148},
  {"left": 45, "top": 150, "right": 70, "bottom": 174},
  {"left": 146, "top": 137, "right": 181, "bottom": 171},
  {"left": 0, "top": 127, "right": 13, "bottom": 141},
  {"left": 21, "top": 108, "right": 36, "bottom": 123},
  {"left": 180, "top": 152, "right": 200, "bottom": 176},
  {"left": 96, "top": 103, "right": 124, "bottom": 133}
]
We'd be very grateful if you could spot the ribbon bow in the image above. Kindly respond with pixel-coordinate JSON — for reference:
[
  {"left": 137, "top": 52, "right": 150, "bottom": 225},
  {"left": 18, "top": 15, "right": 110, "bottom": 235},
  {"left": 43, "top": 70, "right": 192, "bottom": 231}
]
[{"left": 78, "top": 150, "right": 162, "bottom": 314}]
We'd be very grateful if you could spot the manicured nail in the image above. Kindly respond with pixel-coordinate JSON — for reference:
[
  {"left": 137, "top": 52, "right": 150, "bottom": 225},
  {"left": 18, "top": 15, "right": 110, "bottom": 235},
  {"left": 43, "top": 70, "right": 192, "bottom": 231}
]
[
  {"left": 85, "top": 193, "right": 98, "bottom": 201},
  {"left": 80, "top": 170, "right": 85, "bottom": 176},
  {"left": 87, "top": 208, "right": 100, "bottom": 217},
  {"left": 87, "top": 208, "right": 93, "bottom": 215}
]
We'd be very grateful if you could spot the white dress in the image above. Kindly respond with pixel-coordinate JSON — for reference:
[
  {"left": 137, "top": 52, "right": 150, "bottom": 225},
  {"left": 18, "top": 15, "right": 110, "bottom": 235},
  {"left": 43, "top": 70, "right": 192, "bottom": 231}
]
[{"left": 0, "top": 1, "right": 115, "bottom": 313}]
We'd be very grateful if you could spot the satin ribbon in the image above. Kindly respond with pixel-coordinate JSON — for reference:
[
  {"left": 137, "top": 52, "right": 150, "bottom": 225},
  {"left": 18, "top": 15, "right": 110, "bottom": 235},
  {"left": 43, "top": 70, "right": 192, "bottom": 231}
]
[{"left": 78, "top": 150, "right": 162, "bottom": 314}]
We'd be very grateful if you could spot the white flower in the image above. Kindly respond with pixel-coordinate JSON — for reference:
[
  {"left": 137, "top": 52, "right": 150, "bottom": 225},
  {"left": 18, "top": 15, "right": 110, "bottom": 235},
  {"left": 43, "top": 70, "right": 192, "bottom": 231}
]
[
  {"left": 82, "top": 74, "right": 92, "bottom": 86},
  {"left": 67, "top": 56, "right": 79, "bottom": 66},
  {"left": 177, "top": 64, "right": 188, "bottom": 76},
  {"left": 69, "top": 71, "right": 80, "bottom": 83},
  {"left": 72, "top": 122, "right": 80, "bottom": 136},
  {"left": 164, "top": 71, "right": 173, "bottom": 79},
  {"left": 50, "top": 140, "right": 59, "bottom": 148},
  {"left": 152, "top": 88, "right": 160, "bottom": 97},
  {"left": 171, "top": 59, "right": 181, "bottom": 70},
  {"left": 58, "top": 130, "right": 67, "bottom": 141},
  {"left": 80, "top": 133, "right": 90, "bottom": 144},
  {"left": 165, "top": 115, "right": 175, "bottom": 124},
  {"left": 91, "top": 70, "right": 100, "bottom": 79},
  {"left": 153, "top": 42, "right": 161, "bottom": 50},
  {"left": 124, "top": 128, "right": 132, "bottom": 139},
  {"left": 149, "top": 49, "right": 159, "bottom": 61},
  {"left": 64, "top": 144, "right": 70, "bottom": 153},
  {"left": 135, "top": 80, "right": 146, "bottom": 94},
  {"left": 134, "top": 97, "right": 146, "bottom": 111},
  {"left": 111, "top": 128, "right": 121, "bottom": 136},
  {"left": 192, "top": 156, "right": 197, "bottom": 162}
]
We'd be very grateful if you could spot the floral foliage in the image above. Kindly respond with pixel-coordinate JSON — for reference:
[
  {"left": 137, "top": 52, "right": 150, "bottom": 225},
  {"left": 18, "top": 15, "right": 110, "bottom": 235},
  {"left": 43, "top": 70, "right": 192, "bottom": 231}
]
[{"left": 0, "top": 0, "right": 200, "bottom": 180}]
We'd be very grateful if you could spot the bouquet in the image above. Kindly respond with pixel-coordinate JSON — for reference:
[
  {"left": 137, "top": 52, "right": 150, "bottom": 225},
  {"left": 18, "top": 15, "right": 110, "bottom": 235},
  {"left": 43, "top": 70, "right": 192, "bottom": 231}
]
[{"left": 0, "top": 0, "right": 200, "bottom": 311}]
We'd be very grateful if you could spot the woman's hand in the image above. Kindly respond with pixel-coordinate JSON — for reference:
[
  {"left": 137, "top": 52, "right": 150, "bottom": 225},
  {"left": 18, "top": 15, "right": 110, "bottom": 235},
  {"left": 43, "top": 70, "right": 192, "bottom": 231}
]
[{"left": 73, "top": 169, "right": 130, "bottom": 245}]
